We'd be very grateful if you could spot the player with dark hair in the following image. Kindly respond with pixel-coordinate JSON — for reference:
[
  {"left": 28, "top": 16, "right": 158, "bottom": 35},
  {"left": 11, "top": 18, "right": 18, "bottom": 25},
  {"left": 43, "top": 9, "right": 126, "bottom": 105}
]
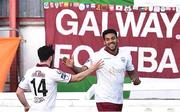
[
  {"left": 64, "top": 29, "right": 141, "bottom": 112},
  {"left": 16, "top": 45, "right": 103, "bottom": 112}
]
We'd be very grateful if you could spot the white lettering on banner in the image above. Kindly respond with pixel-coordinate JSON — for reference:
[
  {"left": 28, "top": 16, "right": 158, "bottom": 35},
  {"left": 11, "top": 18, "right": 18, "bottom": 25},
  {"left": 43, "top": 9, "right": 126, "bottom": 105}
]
[
  {"left": 116, "top": 12, "right": 146, "bottom": 37},
  {"left": 138, "top": 47, "right": 158, "bottom": 72},
  {"left": 56, "top": 9, "right": 78, "bottom": 35},
  {"left": 157, "top": 48, "right": 178, "bottom": 73},
  {"left": 56, "top": 9, "right": 179, "bottom": 38},
  {"left": 54, "top": 44, "right": 179, "bottom": 73},
  {"left": 141, "top": 13, "right": 163, "bottom": 38},
  {"left": 102, "top": 12, "right": 108, "bottom": 33},
  {"left": 79, "top": 12, "right": 100, "bottom": 36},
  {"left": 128, "top": 47, "right": 179, "bottom": 73},
  {"left": 160, "top": 13, "right": 180, "bottom": 38},
  {"left": 73, "top": 45, "right": 94, "bottom": 67},
  {"left": 54, "top": 44, "right": 72, "bottom": 68},
  {"left": 54, "top": 45, "right": 94, "bottom": 68}
]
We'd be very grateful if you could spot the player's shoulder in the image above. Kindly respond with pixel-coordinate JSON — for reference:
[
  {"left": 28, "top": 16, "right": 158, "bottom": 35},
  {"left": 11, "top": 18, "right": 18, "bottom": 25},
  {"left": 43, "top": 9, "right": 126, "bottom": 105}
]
[
  {"left": 25, "top": 67, "right": 37, "bottom": 74},
  {"left": 94, "top": 47, "right": 105, "bottom": 55},
  {"left": 50, "top": 68, "right": 66, "bottom": 75},
  {"left": 119, "top": 47, "right": 131, "bottom": 55},
  {"left": 47, "top": 67, "right": 60, "bottom": 74},
  {"left": 91, "top": 49, "right": 102, "bottom": 60}
]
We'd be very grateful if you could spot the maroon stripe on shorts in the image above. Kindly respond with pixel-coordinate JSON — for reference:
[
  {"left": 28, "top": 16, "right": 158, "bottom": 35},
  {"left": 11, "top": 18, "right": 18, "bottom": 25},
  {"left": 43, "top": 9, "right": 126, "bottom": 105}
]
[{"left": 96, "top": 102, "right": 123, "bottom": 112}]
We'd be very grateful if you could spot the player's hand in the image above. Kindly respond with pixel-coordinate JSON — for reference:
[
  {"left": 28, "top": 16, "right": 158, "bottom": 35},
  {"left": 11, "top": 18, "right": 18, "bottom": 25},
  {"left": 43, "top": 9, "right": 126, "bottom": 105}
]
[
  {"left": 89, "top": 59, "right": 104, "bottom": 71},
  {"left": 62, "top": 56, "right": 74, "bottom": 68},
  {"left": 133, "top": 78, "right": 141, "bottom": 85},
  {"left": 24, "top": 106, "right": 30, "bottom": 112}
]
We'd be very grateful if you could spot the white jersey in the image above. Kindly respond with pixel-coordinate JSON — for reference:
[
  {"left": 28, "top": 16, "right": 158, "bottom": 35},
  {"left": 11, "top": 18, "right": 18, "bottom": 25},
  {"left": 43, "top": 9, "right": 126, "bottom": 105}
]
[
  {"left": 18, "top": 64, "right": 71, "bottom": 112},
  {"left": 84, "top": 47, "right": 134, "bottom": 104}
]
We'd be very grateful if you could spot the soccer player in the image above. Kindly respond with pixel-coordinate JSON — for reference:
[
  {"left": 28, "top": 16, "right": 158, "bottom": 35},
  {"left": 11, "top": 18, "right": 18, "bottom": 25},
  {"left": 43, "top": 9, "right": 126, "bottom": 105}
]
[
  {"left": 63, "top": 29, "right": 141, "bottom": 112},
  {"left": 16, "top": 45, "right": 103, "bottom": 112}
]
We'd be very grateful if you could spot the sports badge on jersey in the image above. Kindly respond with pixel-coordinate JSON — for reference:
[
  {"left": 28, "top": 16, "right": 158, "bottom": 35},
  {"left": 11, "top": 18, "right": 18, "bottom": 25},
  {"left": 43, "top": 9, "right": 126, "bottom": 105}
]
[
  {"left": 56, "top": 70, "right": 69, "bottom": 80},
  {"left": 121, "top": 57, "right": 126, "bottom": 63}
]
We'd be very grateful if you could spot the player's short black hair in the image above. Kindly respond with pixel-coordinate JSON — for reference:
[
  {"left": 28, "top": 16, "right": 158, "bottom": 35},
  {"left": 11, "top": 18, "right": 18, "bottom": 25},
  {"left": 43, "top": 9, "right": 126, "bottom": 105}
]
[
  {"left": 102, "top": 29, "right": 117, "bottom": 39},
  {"left": 38, "top": 45, "right": 54, "bottom": 62}
]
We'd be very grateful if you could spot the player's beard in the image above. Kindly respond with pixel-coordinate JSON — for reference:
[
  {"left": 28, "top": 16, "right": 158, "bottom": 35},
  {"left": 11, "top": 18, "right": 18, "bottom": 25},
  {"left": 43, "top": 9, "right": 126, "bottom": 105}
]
[
  {"left": 107, "top": 42, "right": 118, "bottom": 51},
  {"left": 105, "top": 42, "right": 118, "bottom": 55}
]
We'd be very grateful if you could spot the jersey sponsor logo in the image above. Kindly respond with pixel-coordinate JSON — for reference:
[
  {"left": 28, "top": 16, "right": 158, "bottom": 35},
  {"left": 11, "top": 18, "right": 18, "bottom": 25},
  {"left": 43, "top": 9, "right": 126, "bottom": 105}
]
[{"left": 34, "top": 96, "right": 45, "bottom": 103}]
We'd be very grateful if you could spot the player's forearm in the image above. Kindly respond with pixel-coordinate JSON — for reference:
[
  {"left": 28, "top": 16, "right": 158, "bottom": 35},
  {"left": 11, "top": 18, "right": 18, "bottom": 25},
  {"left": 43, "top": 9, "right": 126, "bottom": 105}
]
[
  {"left": 128, "top": 70, "right": 138, "bottom": 80},
  {"left": 16, "top": 88, "right": 30, "bottom": 108},
  {"left": 71, "top": 67, "right": 94, "bottom": 82},
  {"left": 127, "top": 70, "right": 141, "bottom": 85},
  {"left": 72, "top": 65, "right": 87, "bottom": 73},
  {"left": 71, "top": 66, "right": 82, "bottom": 73},
  {"left": 17, "top": 93, "right": 29, "bottom": 108}
]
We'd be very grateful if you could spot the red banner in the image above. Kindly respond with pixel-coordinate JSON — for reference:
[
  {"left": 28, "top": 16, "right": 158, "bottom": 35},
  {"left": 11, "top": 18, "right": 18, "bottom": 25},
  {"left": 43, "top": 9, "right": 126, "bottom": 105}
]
[{"left": 44, "top": 4, "right": 180, "bottom": 78}]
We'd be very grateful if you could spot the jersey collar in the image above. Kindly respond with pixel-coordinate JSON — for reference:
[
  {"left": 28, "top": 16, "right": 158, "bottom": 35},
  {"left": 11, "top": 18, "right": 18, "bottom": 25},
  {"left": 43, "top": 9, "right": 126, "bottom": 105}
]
[
  {"left": 36, "top": 63, "right": 50, "bottom": 67},
  {"left": 104, "top": 47, "right": 119, "bottom": 56}
]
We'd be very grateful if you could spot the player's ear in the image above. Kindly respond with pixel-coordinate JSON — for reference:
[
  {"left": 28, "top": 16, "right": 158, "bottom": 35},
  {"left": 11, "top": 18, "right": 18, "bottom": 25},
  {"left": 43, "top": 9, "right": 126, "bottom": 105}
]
[{"left": 48, "top": 56, "right": 53, "bottom": 61}]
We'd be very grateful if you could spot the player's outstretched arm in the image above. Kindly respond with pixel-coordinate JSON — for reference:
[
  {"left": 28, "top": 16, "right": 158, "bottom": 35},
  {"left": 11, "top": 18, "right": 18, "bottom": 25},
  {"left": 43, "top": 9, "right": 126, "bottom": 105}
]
[{"left": 70, "top": 59, "right": 103, "bottom": 82}]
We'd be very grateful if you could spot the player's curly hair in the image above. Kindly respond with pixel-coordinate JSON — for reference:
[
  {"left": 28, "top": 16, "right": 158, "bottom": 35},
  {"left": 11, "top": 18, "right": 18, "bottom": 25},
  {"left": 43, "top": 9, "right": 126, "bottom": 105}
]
[
  {"left": 38, "top": 45, "right": 54, "bottom": 62},
  {"left": 102, "top": 29, "right": 117, "bottom": 39}
]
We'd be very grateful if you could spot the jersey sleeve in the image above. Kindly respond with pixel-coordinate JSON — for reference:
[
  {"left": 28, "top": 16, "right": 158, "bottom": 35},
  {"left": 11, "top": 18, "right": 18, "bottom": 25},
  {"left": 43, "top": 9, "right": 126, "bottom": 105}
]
[
  {"left": 126, "top": 53, "right": 135, "bottom": 71},
  {"left": 18, "top": 71, "right": 30, "bottom": 90},
  {"left": 50, "top": 69, "right": 72, "bottom": 83}
]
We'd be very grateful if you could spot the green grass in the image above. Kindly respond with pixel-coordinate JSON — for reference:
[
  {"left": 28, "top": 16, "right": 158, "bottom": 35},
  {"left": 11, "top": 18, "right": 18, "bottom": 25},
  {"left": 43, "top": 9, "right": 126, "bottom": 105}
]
[
  {"left": 57, "top": 76, "right": 131, "bottom": 99},
  {"left": 57, "top": 76, "right": 96, "bottom": 92}
]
